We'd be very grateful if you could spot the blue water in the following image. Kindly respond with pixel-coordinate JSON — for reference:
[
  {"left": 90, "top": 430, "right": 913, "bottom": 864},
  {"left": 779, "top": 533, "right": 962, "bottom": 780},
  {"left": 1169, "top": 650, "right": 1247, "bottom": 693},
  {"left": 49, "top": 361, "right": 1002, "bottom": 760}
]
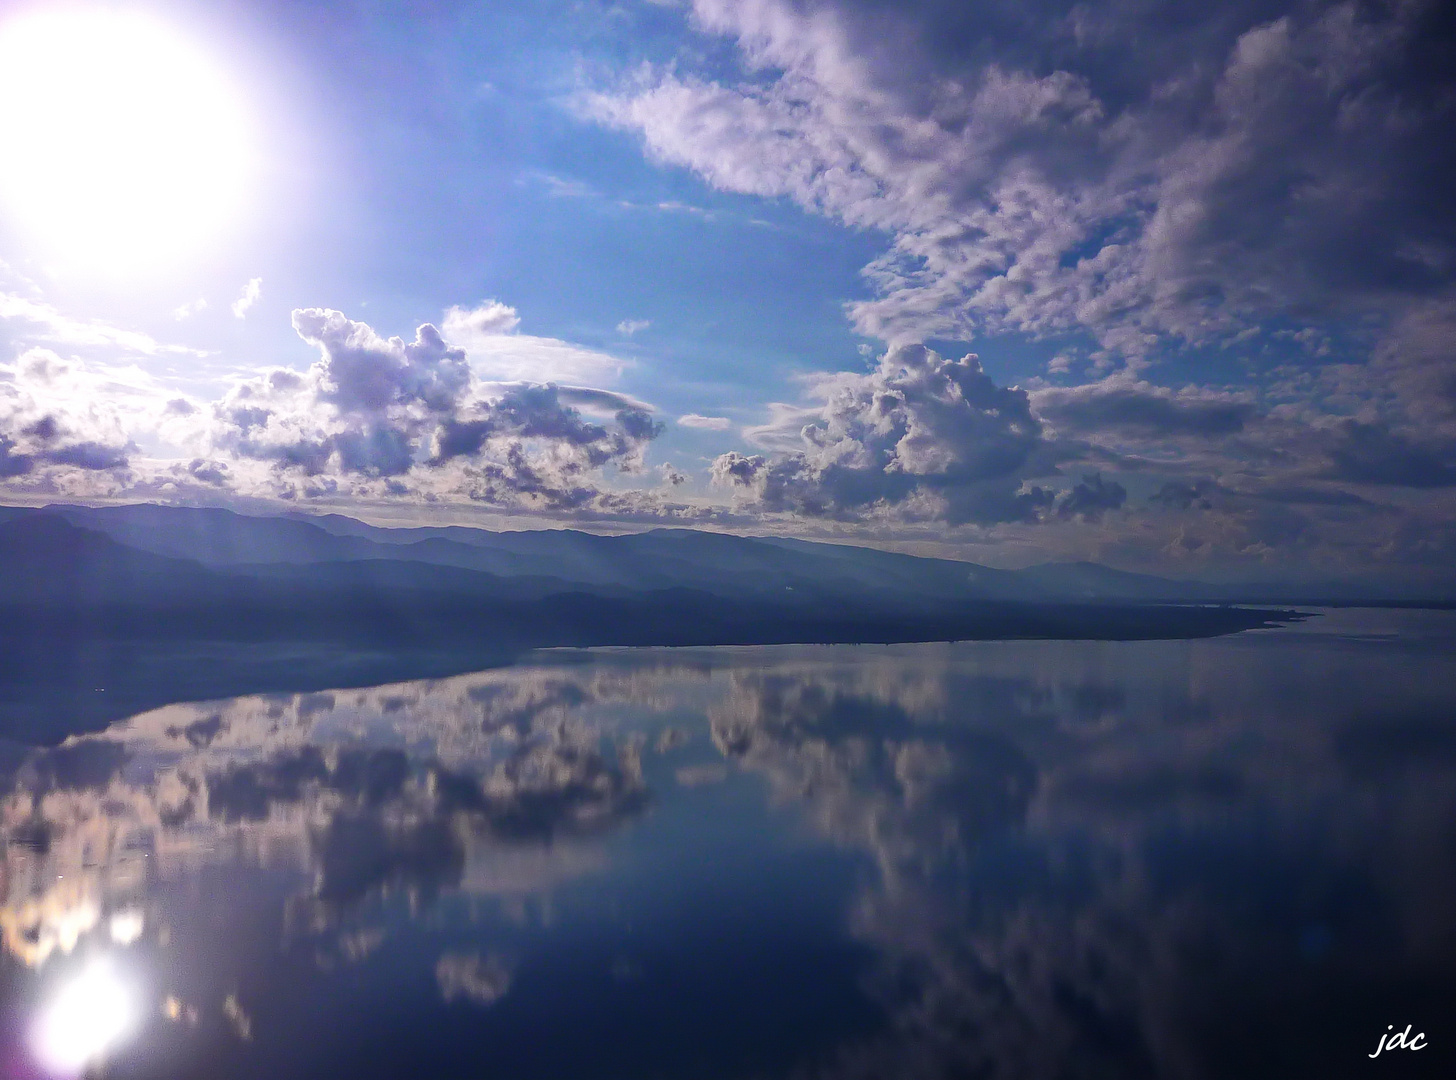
[{"left": 1, "top": 608, "right": 1453, "bottom": 1078}]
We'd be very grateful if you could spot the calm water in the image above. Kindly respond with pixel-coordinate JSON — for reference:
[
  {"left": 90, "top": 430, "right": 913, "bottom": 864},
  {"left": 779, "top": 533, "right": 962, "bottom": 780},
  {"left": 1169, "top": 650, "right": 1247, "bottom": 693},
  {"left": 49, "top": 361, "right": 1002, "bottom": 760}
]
[{"left": 1, "top": 609, "right": 1454, "bottom": 1079}]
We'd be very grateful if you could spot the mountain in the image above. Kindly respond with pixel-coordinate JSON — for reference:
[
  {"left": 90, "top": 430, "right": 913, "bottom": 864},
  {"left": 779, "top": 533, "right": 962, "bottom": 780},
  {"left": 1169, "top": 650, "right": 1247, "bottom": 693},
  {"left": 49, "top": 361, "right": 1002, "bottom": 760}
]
[
  {"left": 32, "top": 501, "right": 1446, "bottom": 605},
  {"left": 0, "top": 506, "right": 1302, "bottom": 741},
  {"left": 20, "top": 501, "right": 1201, "bottom": 604}
]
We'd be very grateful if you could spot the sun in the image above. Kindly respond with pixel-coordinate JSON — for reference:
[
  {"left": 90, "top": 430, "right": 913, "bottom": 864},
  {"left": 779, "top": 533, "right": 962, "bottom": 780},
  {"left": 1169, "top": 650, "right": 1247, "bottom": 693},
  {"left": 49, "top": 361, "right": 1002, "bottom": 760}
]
[
  {"left": 31, "top": 959, "right": 138, "bottom": 1074},
  {"left": 0, "top": 6, "right": 257, "bottom": 273}
]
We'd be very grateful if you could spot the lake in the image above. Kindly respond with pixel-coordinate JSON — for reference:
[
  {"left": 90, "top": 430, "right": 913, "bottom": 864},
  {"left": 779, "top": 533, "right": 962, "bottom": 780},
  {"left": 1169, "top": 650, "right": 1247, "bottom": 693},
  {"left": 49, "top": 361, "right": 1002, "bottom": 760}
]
[{"left": 1, "top": 608, "right": 1453, "bottom": 1078}]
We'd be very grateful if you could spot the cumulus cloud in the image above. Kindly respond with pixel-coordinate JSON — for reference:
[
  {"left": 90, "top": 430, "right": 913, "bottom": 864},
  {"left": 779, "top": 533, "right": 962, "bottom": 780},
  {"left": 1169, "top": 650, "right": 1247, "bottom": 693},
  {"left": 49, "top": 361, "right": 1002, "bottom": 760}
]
[
  {"left": 231, "top": 277, "right": 262, "bottom": 319},
  {"left": 616, "top": 318, "right": 651, "bottom": 336},
  {"left": 205, "top": 308, "right": 665, "bottom": 510},
  {"left": 0, "top": 301, "right": 721, "bottom": 520},
  {"left": 710, "top": 344, "right": 1056, "bottom": 524},
  {"left": 443, "top": 300, "right": 521, "bottom": 337}
]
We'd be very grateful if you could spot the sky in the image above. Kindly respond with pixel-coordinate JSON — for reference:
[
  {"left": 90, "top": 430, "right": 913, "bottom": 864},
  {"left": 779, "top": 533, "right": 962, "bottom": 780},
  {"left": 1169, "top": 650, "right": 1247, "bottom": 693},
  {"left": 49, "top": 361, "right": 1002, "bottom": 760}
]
[{"left": 0, "top": 0, "right": 1453, "bottom": 582}]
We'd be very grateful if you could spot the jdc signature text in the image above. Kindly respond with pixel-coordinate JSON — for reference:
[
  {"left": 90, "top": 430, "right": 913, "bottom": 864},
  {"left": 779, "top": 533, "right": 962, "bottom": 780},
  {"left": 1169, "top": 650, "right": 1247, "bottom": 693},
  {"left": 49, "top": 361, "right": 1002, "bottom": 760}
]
[{"left": 1369, "top": 1025, "right": 1427, "bottom": 1058}]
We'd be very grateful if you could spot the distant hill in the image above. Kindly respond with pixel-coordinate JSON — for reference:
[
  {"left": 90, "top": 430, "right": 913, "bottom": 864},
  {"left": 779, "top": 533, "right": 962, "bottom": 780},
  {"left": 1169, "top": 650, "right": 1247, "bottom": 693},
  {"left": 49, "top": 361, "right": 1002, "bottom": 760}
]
[
  {"left": 20, "top": 501, "right": 1443, "bottom": 606},
  {"left": 0, "top": 505, "right": 1307, "bottom": 742}
]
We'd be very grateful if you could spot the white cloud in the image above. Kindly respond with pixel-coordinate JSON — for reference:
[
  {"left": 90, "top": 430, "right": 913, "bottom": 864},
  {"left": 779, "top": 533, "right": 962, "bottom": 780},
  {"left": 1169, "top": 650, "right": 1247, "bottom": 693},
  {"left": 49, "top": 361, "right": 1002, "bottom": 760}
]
[
  {"left": 173, "top": 298, "right": 208, "bottom": 321},
  {"left": 0, "top": 292, "right": 202, "bottom": 356},
  {"left": 442, "top": 300, "right": 520, "bottom": 337},
  {"left": 616, "top": 319, "right": 651, "bottom": 336},
  {"left": 201, "top": 307, "right": 665, "bottom": 510},
  {"left": 677, "top": 413, "right": 731, "bottom": 430},
  {"left": 440, "top": 301, "right": 632, "bottom": 385},
  {"left": 231, "top": 277, "right": 262, "bottom": 319},
  {"left": 0, "top": 347, "right": 199, "bottom": 487}
]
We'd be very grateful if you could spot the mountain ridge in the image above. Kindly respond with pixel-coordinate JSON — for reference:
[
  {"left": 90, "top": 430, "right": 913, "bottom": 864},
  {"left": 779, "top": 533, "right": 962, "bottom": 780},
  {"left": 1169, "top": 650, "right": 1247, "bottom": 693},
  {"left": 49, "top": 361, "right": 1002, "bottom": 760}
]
[
  {"left": 13, "top": 501, "right": 1444, "bottom": 605},
  {"left": 0, "top": 505, "right": 1310, "bottom": 741}
]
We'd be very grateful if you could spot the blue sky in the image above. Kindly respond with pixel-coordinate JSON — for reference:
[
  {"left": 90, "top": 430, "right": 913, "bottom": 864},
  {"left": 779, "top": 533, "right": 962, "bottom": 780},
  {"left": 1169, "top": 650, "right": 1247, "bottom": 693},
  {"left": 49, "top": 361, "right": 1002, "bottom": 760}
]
[{"left": 1, "top": 0, "right": 1454, "bottom": 581}]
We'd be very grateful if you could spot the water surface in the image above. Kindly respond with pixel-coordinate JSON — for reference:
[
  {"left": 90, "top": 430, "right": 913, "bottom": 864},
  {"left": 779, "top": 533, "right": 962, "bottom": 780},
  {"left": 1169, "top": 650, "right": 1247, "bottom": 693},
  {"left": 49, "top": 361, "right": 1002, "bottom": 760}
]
[{"left": 2, "top": 609, "right": 1453, "bottom": 1078}]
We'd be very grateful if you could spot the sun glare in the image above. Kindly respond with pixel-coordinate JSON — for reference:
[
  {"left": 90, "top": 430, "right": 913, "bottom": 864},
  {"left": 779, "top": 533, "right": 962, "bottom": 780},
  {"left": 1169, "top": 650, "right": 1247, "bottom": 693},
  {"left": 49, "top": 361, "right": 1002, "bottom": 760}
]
[
  {"left": 0, "top": 6, "right": 257, "bottom": 273},
  {"left": 31, "top": 960, "right": 138, "bottom": 1075}
]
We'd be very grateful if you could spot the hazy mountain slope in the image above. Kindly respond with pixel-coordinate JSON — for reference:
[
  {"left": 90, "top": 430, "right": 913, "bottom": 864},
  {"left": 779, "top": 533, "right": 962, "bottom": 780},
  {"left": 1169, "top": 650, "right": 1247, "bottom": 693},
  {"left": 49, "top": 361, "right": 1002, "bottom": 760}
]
[
  {"left": 0, "top": 511, "right": 1298, "bottom": 741},
  {"left": 21, "top": 501, "right": 1431, "bottom": 604},
  {"left": 50, "top": 503, "right": 391, "bottom": 565},
  {"left": 0, "top": 515, "right": 225, "bottom": 603},
  {"left": 51, "top": 504, "right": 1005, "bottom": 600}
]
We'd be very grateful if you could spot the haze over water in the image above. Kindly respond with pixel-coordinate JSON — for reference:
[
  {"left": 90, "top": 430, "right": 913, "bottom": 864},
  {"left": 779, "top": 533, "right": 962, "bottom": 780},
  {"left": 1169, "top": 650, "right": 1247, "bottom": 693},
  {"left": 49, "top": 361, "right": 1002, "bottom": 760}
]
[{"left": 1, "top": 608, "right": 1453, "bottom": 1079}]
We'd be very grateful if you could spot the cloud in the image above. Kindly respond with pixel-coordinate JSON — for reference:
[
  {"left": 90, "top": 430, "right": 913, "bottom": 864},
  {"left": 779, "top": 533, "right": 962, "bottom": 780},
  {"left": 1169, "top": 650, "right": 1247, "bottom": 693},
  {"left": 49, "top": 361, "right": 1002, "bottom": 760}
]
[
  {"left": 436, "top": 952, "right": 513, "bottom": 1006},
  {"left": 1149, "top": 479, "right": 1216, "bottom": 511},
  {"left": 555, "top": 0, "right": 1456, "bottom": 564},
  {"left": 231, "top": 277, "right": 262, "bottom": 319},
  {"left": 1032, "top": 377, "right": 1256, "bottom": 438},
  {"left": 0, "top": 292, "right": 202, "bottom": 357},
  {"left": 0, "top": 349, "right": 143, "bottom": 483},
  {"left": 0, "top": 300, "right": 718, "bottom": 520},
  {"left": 677, "top": 413, "right": 732, "bottom": 430},
  {"left": 589, "top": 0, "right": 1456, "bottom": 355},
  {"left": 173, "top": 298, "right": 208, "bottom": 321},
  {"left": 1054, "top": 472, "right": 1126, "bottom": 521},
  {"left": 710, "top": 344, "right": 1056, "bottom": 524},
  {"left": 1371, "top": 292, "right": 1456, "bottom": 436},
  {"left": 443, "top": 300, "right": 521, "bottom": 337},
  {"left": 441, "top": 300, "right": 631, "bottom": 384},
  {"left": 616, "top": 318, "right": 651, "bottom": 336},
  {"left": 205, "top": 308, "right": 665, "bottom": 510},
  {"left": 1326, "top": 421, "right": 1456, "bottom": 488}
]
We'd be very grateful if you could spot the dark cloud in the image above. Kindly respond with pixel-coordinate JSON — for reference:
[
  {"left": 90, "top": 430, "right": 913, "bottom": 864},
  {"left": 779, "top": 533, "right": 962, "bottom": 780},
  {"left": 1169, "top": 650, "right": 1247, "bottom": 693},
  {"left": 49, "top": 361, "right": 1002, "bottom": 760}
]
[
  {"left": 315, "top": 811, "right": 463, "bottom": 906},
  {"left": 1327, "top": 421, "right": 1456, "bottom": 488},
  {"left": 1245, "top": 483, "right": 1370, "bottom": 506},
  {"left": 24, "top": 741, "right": 130, "bottom": 793},
  {"left": 41, "top": 440, "right": 129, "bottom": 470},
  {"left": 185, "top": 458, "right": 230, "bottom": 486},
  {"left": 1055, "top": 473, "right": 1126, "bottom": 521},
  {"left": 1034, "top": 379, "right": 1255, "bottom": 437},
  {"left": 0, "top": 434, "right": 30, "bottom": 478},
  {"left": 206, "top": 747, "right": 330, "bottom": 822},
  {"left": 1149, "top": 478, "right": 1216, "bottom": 511},
  {"left": 0, "top": 405, "right": 130, "bottom": 478},
  {"left": 166, "top": 713, "right": 226, "bottom": 749}
]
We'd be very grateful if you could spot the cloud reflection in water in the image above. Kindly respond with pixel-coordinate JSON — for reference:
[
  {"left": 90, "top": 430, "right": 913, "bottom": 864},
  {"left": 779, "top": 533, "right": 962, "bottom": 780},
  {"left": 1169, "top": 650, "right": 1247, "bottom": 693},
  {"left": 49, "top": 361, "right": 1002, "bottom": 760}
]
[{"left": 0, "top": 610, "right": 1452, "bottom": 1078}]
